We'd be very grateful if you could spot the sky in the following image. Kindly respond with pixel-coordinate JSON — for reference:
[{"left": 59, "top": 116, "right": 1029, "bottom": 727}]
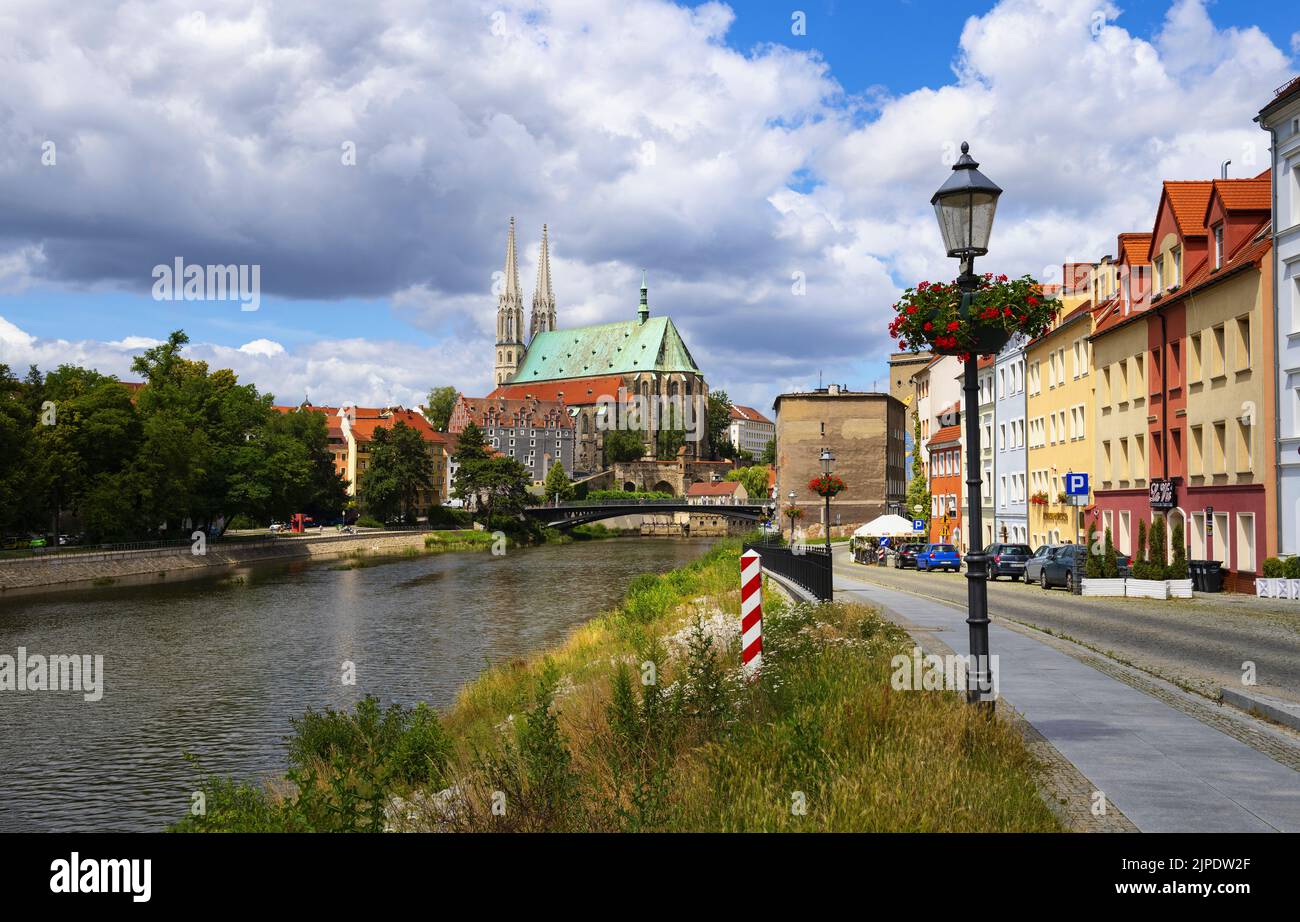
[{"left": 0, "top": 0, "right": 1296, "bottom": 412}]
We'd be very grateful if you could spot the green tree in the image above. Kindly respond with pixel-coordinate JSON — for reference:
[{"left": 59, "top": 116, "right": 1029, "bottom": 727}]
[
  {"left": 1169, "top": 519, "right": 1188, "bottom": 580},
  {"left": 425, "top": 386, "right": 459, "bottom": 432},
  {"left": 475, "top": 456, "right": 535, "bottom": 528},
  {"left": 0, "top": 364, "right": 39, "bottom": 535},
  {"left": 706, "top": 390, "right": 733, "bottom": 460},
  {"left": 453, "top": 421, "right": 489, "bottom": 462},
  {"left": 725, "top": 465, "right": 770, "bottom": 502},
  {"left": 760, "top": 438, "right": 776, "bottom": 466},
  {"left": 904, "top": 407, "right": 930, "bottom": 531},
  {"left": 1103, "top": 527, "right": 1119, "bottom": 578},
  {"left": 543, "top": 461, "right": 575, "bottom": 503},
  {"left": 361, "top": 421, "right": 434, "bottom": 523},
  {"left": 604, "top": 428, "right": 645, "bottom": 464}
]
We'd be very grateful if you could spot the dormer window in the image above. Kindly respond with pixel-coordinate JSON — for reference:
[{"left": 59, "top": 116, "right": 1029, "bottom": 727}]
[
  {"left": 1170, "top": 246, "right": 1181, "bottom": 287},
  {"left": 1213, "top": 224, "right": 1223, "bottom": 270},
  {"left": 1153, "top": 256, "right": 1163, "bottom": 292}
]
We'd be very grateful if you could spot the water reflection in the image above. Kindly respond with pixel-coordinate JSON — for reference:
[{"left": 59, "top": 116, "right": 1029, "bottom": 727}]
[{"left": 0, "top": 537, "right": 714, "bottom": 831}]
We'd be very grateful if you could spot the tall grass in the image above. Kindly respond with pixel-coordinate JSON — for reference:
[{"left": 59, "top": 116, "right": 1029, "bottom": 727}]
[{"left": 175, "top": 538, "right": 1060, "bottom": 832}]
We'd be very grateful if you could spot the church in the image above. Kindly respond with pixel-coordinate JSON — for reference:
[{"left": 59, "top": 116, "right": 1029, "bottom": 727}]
[{"left": 487, "top": 218, "right": 709, "bottom": 474}]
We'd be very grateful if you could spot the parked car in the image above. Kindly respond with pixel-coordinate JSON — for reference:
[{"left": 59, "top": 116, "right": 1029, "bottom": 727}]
[
  {"left": 984, "top": 543, "right": 1032, "bottom": 579},
  {"left": 893, "top": 543, "right": 926, "bottom": 569},
  {"left": 916, "top": 543, "right": 961, "bottom": 572},
  {"left": 1026, "top": 544, "right": 1088, "bottom": 590},
  {"left": 1023, "top": 545, "right": 1056, "bottom": 585}
]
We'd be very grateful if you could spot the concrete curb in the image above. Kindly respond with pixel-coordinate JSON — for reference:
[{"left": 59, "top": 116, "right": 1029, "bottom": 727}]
[
  {"left": 1221, "top": 687, "right": 1300, "bottom": 733},
  {"left": 761, "top": 568, "right": 819, "bottom": 604}
]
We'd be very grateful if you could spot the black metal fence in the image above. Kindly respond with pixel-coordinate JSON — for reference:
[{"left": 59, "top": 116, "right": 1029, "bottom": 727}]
[{"left": 743, "top": 542, "right": 833, "bottom": 601}]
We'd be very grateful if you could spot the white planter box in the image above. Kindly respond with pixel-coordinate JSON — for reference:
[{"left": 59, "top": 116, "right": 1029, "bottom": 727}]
[
  {"left": 1289, "top": 579, "right": 1300, "bottom": 600},
  {"left": 1257, "top": 578, "right": 1281, "bottom": 598},
  {"left": 1082, "top": 578, "right": 1126, "bottom": 597},
  {"left": 1126, "top": 579, "right": 1169, "bottom": 600},
  {"left": 1167, "top": 579, "right": 1193, "bottom": 599}
]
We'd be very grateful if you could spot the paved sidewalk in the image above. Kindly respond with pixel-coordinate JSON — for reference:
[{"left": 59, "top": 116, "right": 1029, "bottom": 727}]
[{"left": 833, "top": 562, "right": 1300, "bottom": 832}]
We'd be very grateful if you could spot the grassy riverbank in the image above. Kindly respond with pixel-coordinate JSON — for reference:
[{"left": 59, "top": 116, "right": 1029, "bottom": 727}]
[{"left": 175, "top": 538, "right": 1059, "bottom": 832}]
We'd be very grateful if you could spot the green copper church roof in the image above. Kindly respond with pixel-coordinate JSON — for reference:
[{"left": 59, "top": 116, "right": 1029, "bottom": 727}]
[{"left": 511, "top": 316, "right": 701, "bottom": 382}]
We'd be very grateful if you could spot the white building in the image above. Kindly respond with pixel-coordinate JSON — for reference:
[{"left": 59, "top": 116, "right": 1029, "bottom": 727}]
[
  {"left": 1258, "top": 76, "right": 1300, "bottom": 553},
  {"left": 728, "top": 405, "right": 775, "bottom": 458}
]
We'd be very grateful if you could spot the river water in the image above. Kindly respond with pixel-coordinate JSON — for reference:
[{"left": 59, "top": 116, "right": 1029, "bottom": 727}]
[{"left": 0, "top": 537, "right": 715, "bottom": 831}]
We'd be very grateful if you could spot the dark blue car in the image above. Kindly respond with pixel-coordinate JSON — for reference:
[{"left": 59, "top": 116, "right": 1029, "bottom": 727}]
[{"left": 916, "top": 543, "right": 961, "bottom": 572}]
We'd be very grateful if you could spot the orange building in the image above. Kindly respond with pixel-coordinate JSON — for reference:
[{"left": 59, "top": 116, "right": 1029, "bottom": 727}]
[{"left": 927, "top": 408, "right": 964, "bottom": 548}]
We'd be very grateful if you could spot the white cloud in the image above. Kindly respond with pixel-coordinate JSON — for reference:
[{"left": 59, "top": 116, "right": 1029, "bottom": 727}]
[
  {"left": 238, "top": 338, "right": 286, "bottom": 358},
  {"left": 0, "top": 0, "right": 1293, "bottom": 412}
]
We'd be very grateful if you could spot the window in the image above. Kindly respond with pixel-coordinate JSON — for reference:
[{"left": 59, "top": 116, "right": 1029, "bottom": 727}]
[
  {"left": 1134, "top": 434, "right": 1145, "bottom": 483},
  {"left": 1101, "top": 365, "right": 1112, "bottom": 404},
  {"left": 1170, "top": 245, "right": 1181, "bottom": 286},
  {"left": 1213, "top": 421, "right": 1227, "bottom": 474},
  {"left": 1213, "top": 224, "right": 1223, "bottom": 269},
  {"left": 1189, "top": 331, "right": 1203, "bottom": 382},
  {"left": 1190, "top": 512, "right": 1206, "bottom": 558},
  {"left": 1119, "top": 437, "right": 1130, "bottom": 483},
  {"left": 1236, "top": 417, "right": 1252, "bottom": 472},
  {"left": 1118, "top": 359, "right": 1129, "bottom": 402},
  {"left": 1133, "top": 353, "right": 1145, "bottom": 400},
  {"left": 1235, "top": 316, "right": 1251, "bottom": 372},
  {"left": 1119, "top": 511, "right": 1131, "bottom": 556},
  {"left": 1153, "top": 255, "right": 1164, "bottom": 292},
  {"left": 1189, "top": 425, "right": 1204, "bottom": 477},
  {"left": 1211, "top": 324, "right": 1226, "bottom": 378},
  {"left": 1102, "top": 440, "right": 1112, "bottom": 482},
  {"left": 1236, "top": 513, "right": 1256, "bottom": 573}
]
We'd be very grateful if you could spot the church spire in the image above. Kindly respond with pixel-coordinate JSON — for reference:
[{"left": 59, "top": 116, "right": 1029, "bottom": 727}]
[
  {"left": 495, "top": 217, "right": 527, "bottom": 386},
  {"left": 637, "top": 269, "right": 649, "bottom": 324},
  {"left": 530, "top": 223, "right": 556, "bottom": 340}
]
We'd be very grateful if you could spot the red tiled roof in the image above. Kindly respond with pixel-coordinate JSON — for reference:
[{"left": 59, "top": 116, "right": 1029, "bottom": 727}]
[
  {"left": 927, "top": 424, "right": 962, "bottom": 449},
  {"left": 687, "top": 481, "right": 744, "bottom": 496},
  {"left": 1118, "top": 233, "right": 1152, "bottom": 266},
  {"left": 1092, "top": 222, "right": 1271, "bottom": 340},
  {"left": 1205, "top": 176, "right": 1271, "bottom": 222},
  {"left": 452, "top": 395, "right": 574, "bottom": 430},
  {"left": 730, "top": 404, "right": 773, "bottom": 425},
  {"left": 488, "top": 374, "right": 625, "bottom": 405},
  {"left": 1162, "top": 181, "right": 1214, "bottom": 238}
]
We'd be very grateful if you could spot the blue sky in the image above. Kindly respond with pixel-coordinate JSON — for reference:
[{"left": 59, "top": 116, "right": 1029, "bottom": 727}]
[{"left": 0, "top": 0, "right": 1295, "bottom": 409}]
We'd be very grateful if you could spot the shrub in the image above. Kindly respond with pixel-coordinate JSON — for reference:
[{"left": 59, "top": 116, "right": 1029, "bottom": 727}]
[
  {"left": 1168, "top": 519, "right": 1188, "bottom": 580},
  {"left": 1103, "top": 528, "right": 1119, "bottom": 579},
  {"left": 1084, "top": 521, "right": 1102, "bottom": 578},
  {"left": 1262, "top": 557, "right": 1285, "bottom": 578},
  {"left": 356, "top": 515, "right": 383, "bottom": 528},
  {"left": 425, "top": 505, "right": 471, "bottom": 529},
  {"left": 226, "top": 514, "right": 257, "bottom": 531},
  {"left": 1285, "top": 556, "right": 1300, "bottom": 580}
]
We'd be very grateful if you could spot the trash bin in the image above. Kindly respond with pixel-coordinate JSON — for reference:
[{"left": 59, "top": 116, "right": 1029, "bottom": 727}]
[{"left": 1189, "top": 560, "right": 1224, "bottom": 592}]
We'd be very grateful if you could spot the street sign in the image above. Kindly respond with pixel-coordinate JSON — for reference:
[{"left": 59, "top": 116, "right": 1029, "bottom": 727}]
[
  {"left": 1065, "top": 472, "right": 1089, "bottom": 496},
  {"left": 880, "top": 537, "right": 891, "bottom": 547},
  {"left": 913, "top": 518, "right": 926, "bottom": 532},
  {"left": 1206, "top": 506, "right": 1214, "bottom": 538}
]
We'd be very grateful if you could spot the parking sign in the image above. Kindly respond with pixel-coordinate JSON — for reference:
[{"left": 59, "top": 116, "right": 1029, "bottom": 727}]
[
  {"left": 913, "top": 519, "right": 926, "bottom": 532},
  {"left": 1065, "top": 472, "right": 1089, "bottom": 496}
]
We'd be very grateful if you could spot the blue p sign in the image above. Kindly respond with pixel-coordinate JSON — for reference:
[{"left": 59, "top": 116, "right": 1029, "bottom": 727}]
[
  {"left": 913, "top": 519, "right": 926, "bottom": 532},
  {"left": 1065, "top": 472, "right": 1089, "bottom": 496}
]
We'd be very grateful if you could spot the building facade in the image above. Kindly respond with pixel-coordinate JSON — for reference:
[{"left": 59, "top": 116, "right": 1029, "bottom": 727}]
[
  {"left": 728, "top": 405, "right": 775, "bottom": 458},
  {"left": 773, "top": 387, "right": 907, "bottom": 531},
  {"left": 993, "top": 336, "right": 1028, "bottom": 544},
  {"left": 1257, "top": 76, "right": 1300, "bottom": 554},
  {"left": 977, "top": 356, "right": 996, "bottom": 547},
  {"left": 449, "top": 395, "right": 575, "bottom": 485}
]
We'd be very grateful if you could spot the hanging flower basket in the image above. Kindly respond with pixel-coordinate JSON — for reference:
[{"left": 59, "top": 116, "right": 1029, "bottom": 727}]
[
  {"left": 808, "top": 475, "right": 846, "bottom": 498},
  {"left": 888, "top": 274, "right": 1061, "bottom": 360}
]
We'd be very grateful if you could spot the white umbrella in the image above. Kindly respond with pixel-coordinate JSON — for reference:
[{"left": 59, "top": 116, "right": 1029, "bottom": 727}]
[{"left": 853, "top": 514, "right": 920, "bottom": 538}]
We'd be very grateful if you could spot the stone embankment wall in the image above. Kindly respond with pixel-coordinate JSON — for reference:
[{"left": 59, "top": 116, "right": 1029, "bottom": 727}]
[{"left": 0, "top": 532, "right": 430, "bottom": 593}]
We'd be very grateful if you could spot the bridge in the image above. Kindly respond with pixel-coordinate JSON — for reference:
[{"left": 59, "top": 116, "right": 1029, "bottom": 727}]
[{"left": 524, "top": 498, "right": 770, "bottom": 530}]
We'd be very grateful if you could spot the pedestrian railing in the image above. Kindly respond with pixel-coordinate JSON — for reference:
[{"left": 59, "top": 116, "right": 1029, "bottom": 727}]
[{"left": 743, "top": 542, "right": 833, "bottom": 601}]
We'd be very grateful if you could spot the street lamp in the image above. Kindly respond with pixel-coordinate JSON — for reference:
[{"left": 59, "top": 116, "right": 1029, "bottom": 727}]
[
  {"left": 932, "top": 141, "right": 1002, "bottom": 707},
  {"left": 820, "top": 447, "right": 835, "bottom": 556},
  {"left": 787, "top": 489, "right": 798, "bottom": 542}
]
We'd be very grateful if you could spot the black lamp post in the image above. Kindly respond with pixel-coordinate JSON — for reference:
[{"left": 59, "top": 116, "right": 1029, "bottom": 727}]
[
  {"left": 931, "top": 141, "right": 1002, "bottom": 707},
  {"left": 787, "top": 489, "right": 797, "bottom": 541},
  {"left": 820, "top": 447, "right": 835, "bottom": 556}
]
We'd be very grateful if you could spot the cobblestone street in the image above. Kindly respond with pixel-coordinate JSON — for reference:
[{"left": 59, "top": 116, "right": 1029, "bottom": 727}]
[{"left": 837, "top": 554, "right": 1300, "bottom": 704}]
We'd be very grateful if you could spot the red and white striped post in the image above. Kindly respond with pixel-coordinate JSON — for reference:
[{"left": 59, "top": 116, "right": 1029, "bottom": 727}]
[{"left": 740, "top": 549, "right": 762, "bottom": 678}]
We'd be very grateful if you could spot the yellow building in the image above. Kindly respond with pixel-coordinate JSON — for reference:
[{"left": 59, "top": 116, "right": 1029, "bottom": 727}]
[{"left": 1026, "top": 264, "right": 1098, "bottom": 547}]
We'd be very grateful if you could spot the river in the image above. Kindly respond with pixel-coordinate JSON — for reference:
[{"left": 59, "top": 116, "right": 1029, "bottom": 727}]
[{"left": 0, "top": 537, "right": 716, "bottom": 831}]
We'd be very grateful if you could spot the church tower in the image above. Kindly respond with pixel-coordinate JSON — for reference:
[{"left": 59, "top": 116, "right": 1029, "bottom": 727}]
[
  {"left": 494, "top": 217, "right": 526, "bottom": 385},
  {"left": 530, "top": 224, "right": 557, "bottom": 341}
]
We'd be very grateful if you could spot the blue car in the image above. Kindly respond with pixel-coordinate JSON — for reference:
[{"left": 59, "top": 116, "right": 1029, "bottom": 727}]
[{"left": 916, "top": 543, "right": 961, "bottom": 572}]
